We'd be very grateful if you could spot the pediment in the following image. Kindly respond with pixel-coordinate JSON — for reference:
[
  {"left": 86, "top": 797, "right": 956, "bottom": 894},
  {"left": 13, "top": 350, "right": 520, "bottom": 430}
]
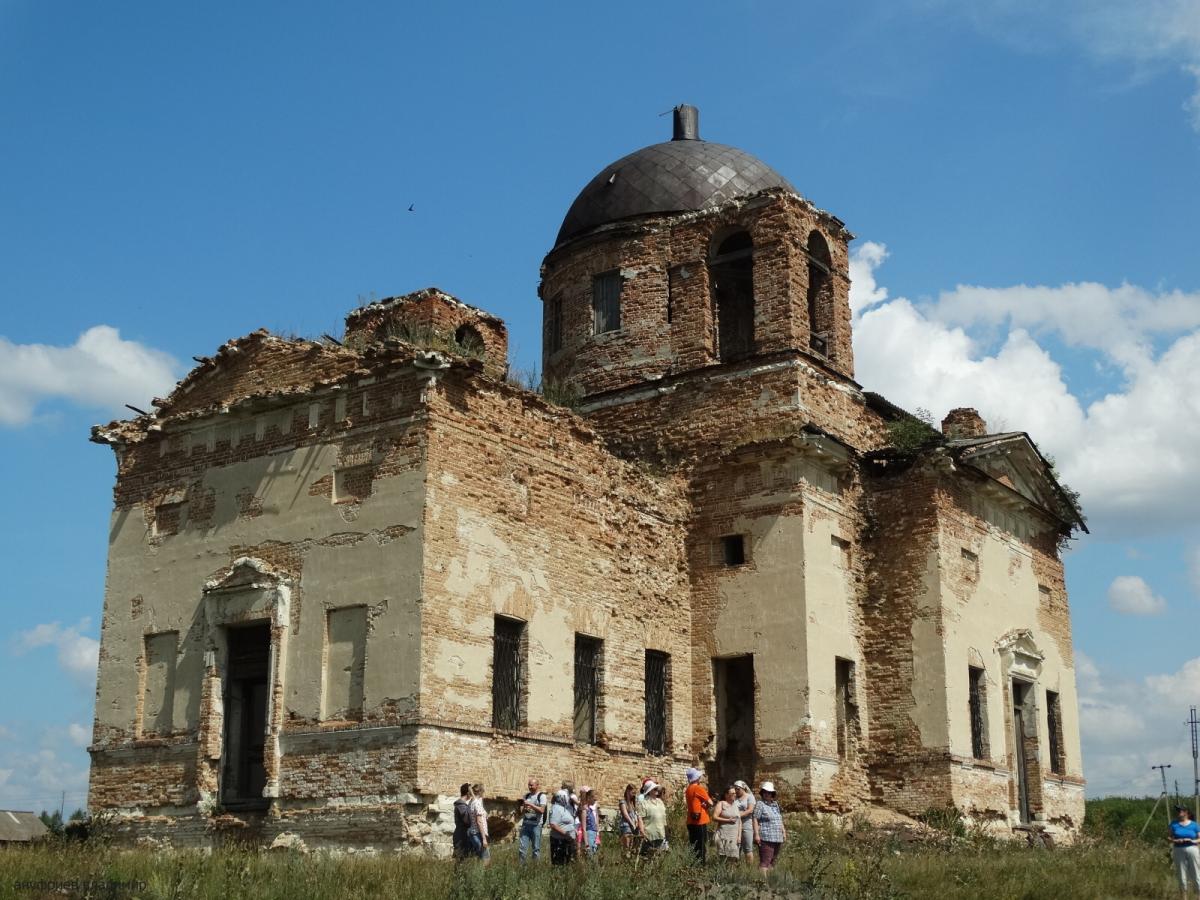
[
  {"left": 203, "top": 558, "right": 292, "bottom": 628},
  {"left": 951, "top": 435, "right": 1086, "bottom": 533},
  {"left": 996, "top": 629, "right": 1045, "bottom": 680},
  {"left": 204, "top": 557, "right": 292, "bottom": 595}
]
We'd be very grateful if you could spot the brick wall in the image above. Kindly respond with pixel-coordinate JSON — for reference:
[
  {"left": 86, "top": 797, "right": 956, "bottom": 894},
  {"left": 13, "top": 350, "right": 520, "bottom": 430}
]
[
  {"left": 415, "top": 373, "right": 694, "bottom": 806},
  {"left": 540, "top": 192, "right": 855, "bottom": 399}
]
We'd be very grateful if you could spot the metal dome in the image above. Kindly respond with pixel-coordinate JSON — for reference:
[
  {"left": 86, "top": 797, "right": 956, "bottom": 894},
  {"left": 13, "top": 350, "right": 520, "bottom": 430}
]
[{"left": 554, "top": 106, "right": 795, "bottom": 248}]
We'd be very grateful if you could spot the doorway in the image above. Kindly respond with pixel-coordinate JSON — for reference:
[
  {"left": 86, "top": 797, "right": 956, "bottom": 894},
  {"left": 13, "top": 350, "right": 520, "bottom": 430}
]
[
  {"left": 713, "top": 655, "right": 756, "bottom": 789},
  {"left": 1011, "top": 679, "right": 1034, "bottom": 824},
  {"left": 221, "top": 623, "right": 271, "bottom": 809}
]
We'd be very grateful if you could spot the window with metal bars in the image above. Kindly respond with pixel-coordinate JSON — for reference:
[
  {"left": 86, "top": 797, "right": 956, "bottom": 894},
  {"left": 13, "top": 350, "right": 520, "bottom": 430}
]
[
  {"left": 1046, "top": 690, "right": 1064, "bottom": 774},
  {"left": 644, "top": 650, "right": 669, "bottom": 755},
  {"left": 546, "top": 295, "right": 564, "bottom": 354},
  {"left": 573, "top": 635, "right": 601, "bottom": 743},
  {"left": 835, "top": 658, "right": 857, "bottom": 759},
  {"left": 492, "top": 617, "right": 524, "bottom": 732},
  {"left": 968, "top": 666, "right": 989, "bottom": 759},
  {"left": 592, "top": 272, "right": 621, "bottom": 334}
]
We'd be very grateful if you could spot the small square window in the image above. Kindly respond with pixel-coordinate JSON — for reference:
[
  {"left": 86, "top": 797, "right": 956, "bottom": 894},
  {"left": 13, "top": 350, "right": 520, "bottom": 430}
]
[
  {"left": 592, "top": 272, "right": 621, "bottom": 334},
  {"left": 720, "top": 534, "right": 747, "bottom": 566}
]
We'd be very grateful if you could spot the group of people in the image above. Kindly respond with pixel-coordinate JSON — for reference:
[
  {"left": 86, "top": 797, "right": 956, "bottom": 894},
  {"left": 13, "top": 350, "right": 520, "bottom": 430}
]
[{"left": 450, "top": 768, "right": 786, "bottom": 871}]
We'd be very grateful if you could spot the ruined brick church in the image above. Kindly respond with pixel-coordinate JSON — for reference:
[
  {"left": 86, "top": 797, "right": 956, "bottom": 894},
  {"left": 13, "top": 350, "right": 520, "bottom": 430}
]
[{"left": 87, "top": 106, "right": 1086, "bottom": 850}]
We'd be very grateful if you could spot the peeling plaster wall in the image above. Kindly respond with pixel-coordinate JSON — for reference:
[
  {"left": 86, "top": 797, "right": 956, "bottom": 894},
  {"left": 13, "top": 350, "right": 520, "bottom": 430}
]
[
  {"left": 935, "top": 480, "right": 1085, "bottom": 830},
  {"left": 90, "top": 378, "right": 427, "bottom": 821},
  {"left": 690, "top": 444, "right": 870, "bottom": 811},
  {"left": 862, "top": 461, "right": 1083, "bottom": 831},
  {"left": 415, "top": 376, "right": 693, "bottom": 805},
  {"left": 87, "top": 179, "right": 1089, "bottom": 849}
]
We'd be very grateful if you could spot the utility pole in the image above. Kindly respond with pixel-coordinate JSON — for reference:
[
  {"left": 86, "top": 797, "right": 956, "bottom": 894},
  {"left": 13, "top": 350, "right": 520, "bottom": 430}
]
[
  {"left": 1189, "top": 705, "right": 1199, "bottom": 817},
  {"left": 1143, "top": 763, "right": 1175, "bottom": 835},
  {"left": 1154, "top": 764, "right": 1172, "bottom": 827}
]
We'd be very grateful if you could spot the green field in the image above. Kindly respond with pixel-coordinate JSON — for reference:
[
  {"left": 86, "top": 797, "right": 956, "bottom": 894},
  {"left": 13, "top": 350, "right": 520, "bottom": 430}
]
[{"left": 0, "top": 799, "right": 1188, "bottom": 900}]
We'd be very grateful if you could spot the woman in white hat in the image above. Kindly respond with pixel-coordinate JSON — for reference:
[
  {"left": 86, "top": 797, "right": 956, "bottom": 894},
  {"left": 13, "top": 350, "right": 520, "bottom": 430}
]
[
  {"left": 638, "top": 781, "right": 668, "bottom": 858},
  {"left": 751, "top": 781, "right": 786, "bottom": 871},
  {"left": 733, "top": 780, "right": 756, "bottom": 864}
]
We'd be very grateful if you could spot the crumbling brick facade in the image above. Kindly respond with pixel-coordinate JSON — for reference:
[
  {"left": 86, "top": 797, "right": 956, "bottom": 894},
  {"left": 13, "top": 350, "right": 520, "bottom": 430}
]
[{"left": 88, "top": 107, "right": 1085, "bottom": 851}]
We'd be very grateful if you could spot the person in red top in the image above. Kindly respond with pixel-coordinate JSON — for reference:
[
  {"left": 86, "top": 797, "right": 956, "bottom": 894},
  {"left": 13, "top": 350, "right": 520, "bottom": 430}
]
[{"left": 684, "top": 766, "right": 713, "bottom": 863}]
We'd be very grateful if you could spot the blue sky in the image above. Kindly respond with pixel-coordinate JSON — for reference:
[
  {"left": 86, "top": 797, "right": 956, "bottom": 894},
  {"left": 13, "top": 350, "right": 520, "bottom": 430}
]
[{"left": 2, "top": 0, "right": 1199, "bottom": 812}]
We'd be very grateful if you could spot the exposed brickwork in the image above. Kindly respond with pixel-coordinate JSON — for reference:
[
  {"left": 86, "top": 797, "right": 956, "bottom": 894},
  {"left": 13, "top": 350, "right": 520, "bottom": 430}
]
[
  {"left": 88, "top": 129, "right": 1085, "bottom": 850},
  {"left": 344, "top": 288, "right": 509, "bottom": 380},
  {"left": 541, "top": 192, "right": 854, "bottom": 399}
]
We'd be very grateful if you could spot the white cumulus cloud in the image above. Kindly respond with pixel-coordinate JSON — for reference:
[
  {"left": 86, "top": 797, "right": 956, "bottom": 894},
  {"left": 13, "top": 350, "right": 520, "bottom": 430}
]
[
  {"left": 15, "top": 619, "right": 100, "bottom": 688},
  {"left": 0, "top": 738, "right": 90, "bottom": 813},
  {"left": 0, "top": 325, "right": 178, "bottom": 426},
  {"left": 1106, "top": 575, "right": 1168, "bottom": 616},
  {"left": 850, "top": 243, "right": 1200, "bottom": 537},
  {"left": 1077, "top": 650, "right": 1200, "bottom": 796},
  {"left": 66, "top": 723, "right": 91, "bottom": 749}
]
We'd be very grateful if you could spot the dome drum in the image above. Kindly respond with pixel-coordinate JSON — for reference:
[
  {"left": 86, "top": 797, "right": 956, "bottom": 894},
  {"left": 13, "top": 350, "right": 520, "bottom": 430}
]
[{"left": 541, "top": 106, "right": 856, "bottom": 400}]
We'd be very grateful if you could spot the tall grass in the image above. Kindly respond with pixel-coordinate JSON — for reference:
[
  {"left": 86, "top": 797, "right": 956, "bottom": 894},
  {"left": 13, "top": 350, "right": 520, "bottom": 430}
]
[
  {"left": 0, "top": 804, "right": 1182, "bottom": 900},
  {"left": 1086, "top": 796, "right": 1183, "bottom": 845}
]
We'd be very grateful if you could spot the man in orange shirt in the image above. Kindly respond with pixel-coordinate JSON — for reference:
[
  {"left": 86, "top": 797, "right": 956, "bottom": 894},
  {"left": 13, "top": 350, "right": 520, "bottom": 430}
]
[{"left": 684, "top": 766, "right": 713, "bottom": 863}]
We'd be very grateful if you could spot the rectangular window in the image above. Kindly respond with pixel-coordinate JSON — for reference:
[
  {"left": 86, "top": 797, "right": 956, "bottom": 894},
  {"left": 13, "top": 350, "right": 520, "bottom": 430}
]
[
  {"left": 961, "top": 547, "right": 980, "bottom": 581},
  {"left": 720, "top": 534, "right": 747, "bottom": 566},
  {"left": 493, "top": 617, "right": 525, "bottom": 732},
  {"left": 968, "top": 665, "right": 989, "bottom": 759},
  {"left": 831, "top": 535, "right": 851, "bottom": 569},
  {"left": 323, "top": 606, "right": 367, "bottom": 720},
  {"left": 592, "top": 271, "right": 621, "bottom": 334},
  {"left": 573, "top": 635, "right": 602, "bottom": 743},
  {"left": 547, "top": 295, "right": 564, "bottom": 354},
  {"left": 1046, "top": 690, "right": 1064, "bottom": 774},
  {"left": 644, "top": 650, "right": 669, "bottom": 754},
  {"left": 141, "top": 631, "right": 179, "bottom": 736},
  {"left": 153, "top": 501, "right": 184, "bottom": 537},
  {"left": 835, "top": 657, "right": 857, "bottom": 759}
]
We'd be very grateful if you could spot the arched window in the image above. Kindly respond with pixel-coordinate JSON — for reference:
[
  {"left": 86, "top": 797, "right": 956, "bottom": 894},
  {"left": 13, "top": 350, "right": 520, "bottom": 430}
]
[
  {"left": 709, "top": 231, "right": 755, "bottom": 362},
  {"left": 806, "top": 231, "right": 833, "bottom": 355},
  {"left": 454, "top": 324, "right": 485, "bottom": 357}
]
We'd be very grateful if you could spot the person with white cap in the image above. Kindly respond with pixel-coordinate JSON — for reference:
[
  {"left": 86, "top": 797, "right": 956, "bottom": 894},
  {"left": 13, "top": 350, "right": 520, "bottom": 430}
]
[
  {"left": 733, "top": 780, "right": 756, "bottom": 863},
  {"left": 548, "top": 789, "right": 578, "bottom": 865},
  {"left": 751, "top": 781, "right": 786, "bottom": 871},
  {"left": 684, "top": 766, "right": 713, "bottom": 863},
  {"left": 638, "top": 780, "right": 668, "bottom": 858}
]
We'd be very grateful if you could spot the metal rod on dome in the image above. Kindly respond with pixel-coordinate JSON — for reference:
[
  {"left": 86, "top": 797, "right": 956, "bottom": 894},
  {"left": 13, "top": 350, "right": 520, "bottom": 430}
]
[{"left": 672, "top": 105, "right": 700, "bottom": 141}]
